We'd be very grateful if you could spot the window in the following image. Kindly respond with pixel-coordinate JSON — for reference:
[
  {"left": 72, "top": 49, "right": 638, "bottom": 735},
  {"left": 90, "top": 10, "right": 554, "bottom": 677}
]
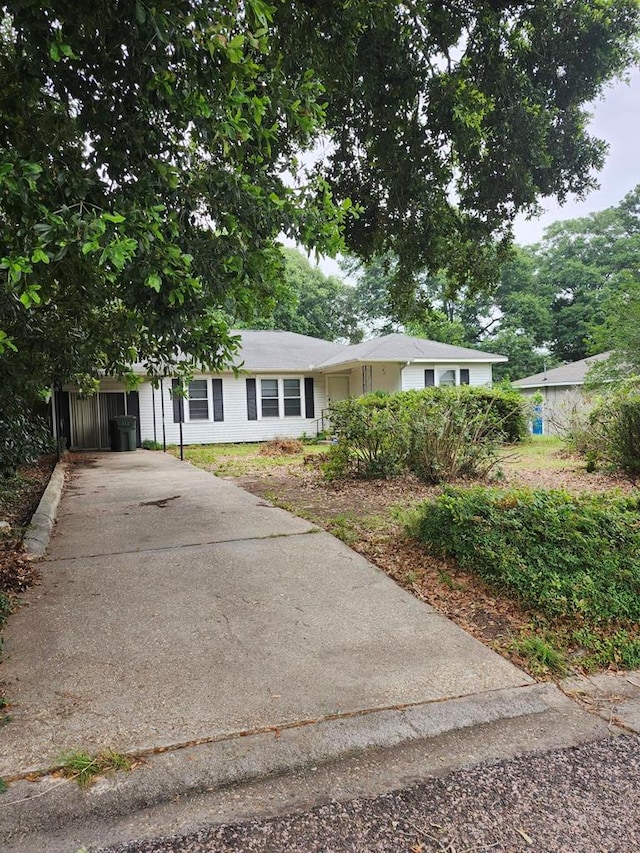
[
  {"left": 424, "top": 369, "right": 435, "bottom": 387},
  {"left": 261, "top": 379, "right": 279, "bottom": 417},
  {"left": 438, "top": 369, "right": 456, "bottom": 387},
  {"left": 460, "top": 368, "right": 470, "bottom": 386},
  {"left": 283, "top": 379, "right": 301, "bottom": 416},
  {"left": 188, "top": 380, "right": 209, "bottom": 420}
]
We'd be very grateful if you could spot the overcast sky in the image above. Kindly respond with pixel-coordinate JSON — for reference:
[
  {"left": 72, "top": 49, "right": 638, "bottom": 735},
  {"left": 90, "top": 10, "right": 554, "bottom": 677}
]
[{"left": 311, "top": 66, "right": 640, "bottom": 278}]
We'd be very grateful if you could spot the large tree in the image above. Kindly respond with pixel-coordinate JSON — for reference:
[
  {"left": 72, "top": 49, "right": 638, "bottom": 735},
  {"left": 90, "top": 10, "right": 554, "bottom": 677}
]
[
  {"left": 240, "top": 247, "right": 362, "bottom": 342},
  {"left": 1, "top": 0, "right": 639, "bottom": 394}
]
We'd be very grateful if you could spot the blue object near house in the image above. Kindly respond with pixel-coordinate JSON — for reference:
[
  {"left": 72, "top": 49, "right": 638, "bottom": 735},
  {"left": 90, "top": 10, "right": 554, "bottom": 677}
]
[{"left": 532, "top": 404, "right": 543, "bottom": 435}]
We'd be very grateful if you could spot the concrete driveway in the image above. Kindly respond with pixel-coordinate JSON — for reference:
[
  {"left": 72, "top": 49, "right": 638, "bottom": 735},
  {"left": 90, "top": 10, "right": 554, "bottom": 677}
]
[{"left": 0, "top": 451, "right": 610, "bottom": 850}]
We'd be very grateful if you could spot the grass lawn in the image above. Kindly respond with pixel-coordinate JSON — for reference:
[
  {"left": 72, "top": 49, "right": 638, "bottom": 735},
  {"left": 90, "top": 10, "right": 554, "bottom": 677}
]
[
  {"left": 500, "top": 435, "right": 567, "bottom": 470},
  {"left": 177, "top": 436, "right": 639, "bottom": 679},
  {"left": 168, "top": 441, "right": 327, "bottom": 478}
]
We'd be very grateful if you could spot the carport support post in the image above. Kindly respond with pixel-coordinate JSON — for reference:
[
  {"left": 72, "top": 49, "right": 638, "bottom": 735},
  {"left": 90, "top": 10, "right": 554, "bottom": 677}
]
[
  {"left": 152, "top": 384, "right": 157, "bottom": 445},
  {"left": 179, "top": 412, "right": 184, "bottom": 461},
  {"left": 160, "top": 377, "right": 166, "bottom": 452}
]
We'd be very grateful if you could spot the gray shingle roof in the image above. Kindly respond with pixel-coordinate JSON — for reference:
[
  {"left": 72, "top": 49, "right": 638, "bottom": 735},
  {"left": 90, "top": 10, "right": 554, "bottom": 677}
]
[
  {"left": 315, "top": 333, "right": 507, "bottom": 368},
  {"left": 230, "top": 330, "right": 347, "bottom": 370},
  {"left": 512, "top": 352, "right": 611, "bottom": 388}
]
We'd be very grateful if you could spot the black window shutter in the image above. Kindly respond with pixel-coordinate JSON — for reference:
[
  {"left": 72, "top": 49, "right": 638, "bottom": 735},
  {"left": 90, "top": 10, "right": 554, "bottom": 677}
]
[
  {"left": 171, "top": 379, "right": 184, "bottom": 423},
  {"left": 246, "top": 378, "right": 257, "bottom": 420},
  {"left": 212, "top": 378, "right": 224, "bottom": 422},
  {"left": 424, "top": 369, "right": 435, "bottom": 387},
  {"left": 304, "top": 377, "right": 315, "bottom": 418},
  {"left": 460, "top": 368, "right": 470, "bottom": 386}
]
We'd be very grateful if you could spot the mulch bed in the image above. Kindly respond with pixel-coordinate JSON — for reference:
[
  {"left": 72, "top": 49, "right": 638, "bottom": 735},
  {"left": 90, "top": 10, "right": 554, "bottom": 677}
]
[{"left": 0, "top": 454, "right": 57, "bottom": 602}]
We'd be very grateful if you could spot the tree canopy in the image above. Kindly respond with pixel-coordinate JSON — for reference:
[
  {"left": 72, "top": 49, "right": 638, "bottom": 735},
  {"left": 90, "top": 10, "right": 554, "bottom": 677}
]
[
  {"left": 332, "top": 185, "right": 640, "bottom": 381},
  {"left": 239, "top": 247, "right": 362, "bottom": 342},
  {"left": 1, "top": 0, "right": 639, "bottom": 403}
]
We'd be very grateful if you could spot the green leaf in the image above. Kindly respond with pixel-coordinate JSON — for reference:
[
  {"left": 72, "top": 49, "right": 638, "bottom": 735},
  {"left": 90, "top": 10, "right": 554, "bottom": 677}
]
[
  {"left": 49, "top": 43, "right": 60, "bottom": 62},
  {"left": 102, "top": 212, "right": 126, "bottom": 224},
  {"left": 145, "top": 273, "right": 162, "bottom": 292},
  {"left": 31, "top": 247, "right": 50, "bottom": 264},
  {"left": 19, "top": 284, "right": 42, "bottom": 308}
]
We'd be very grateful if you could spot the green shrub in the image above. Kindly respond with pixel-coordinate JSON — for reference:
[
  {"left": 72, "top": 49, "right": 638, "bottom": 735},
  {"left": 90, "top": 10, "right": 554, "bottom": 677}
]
[
  {"left": 325, "top": 386, "right": 527, "bottom": 480},
  {"left": 406, "top": 395, "right": 502, "bottom": 483},
  {"left": 0, "top": 398, "right": 55, "bottom": 477},
  {"left": 609, "top": 395, "right": 640, "bottom": 474},
  {"left": 324, "top": 396, "right": 409, "bottom": 478},
  {"left": 141, "top": 439, "right": 162, "bottom": 450},
  {"left": 409, "top": 486, "right": 640, "bottom": 626},
  {"left": 564, "top": 388, "right": 640, "bottom": 474},
  {"left": 425, "top": 385, "right": 529, "bottom": 444},
  {"left": 571, "top": 627, "right": 640, "bottom": 671}
]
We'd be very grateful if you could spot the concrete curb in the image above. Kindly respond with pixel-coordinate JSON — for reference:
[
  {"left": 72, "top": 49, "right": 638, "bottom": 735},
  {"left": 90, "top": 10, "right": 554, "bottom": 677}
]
[
  {"left": 0, "top": 683, "right": 613, "bottom": 845},
  {"left": 22, "top": 459, "right": 67, "bottom": 557}
]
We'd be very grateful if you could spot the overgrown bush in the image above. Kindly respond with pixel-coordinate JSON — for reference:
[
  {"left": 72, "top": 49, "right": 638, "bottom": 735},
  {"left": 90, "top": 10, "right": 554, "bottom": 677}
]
[
  {"left": 406, "top": 396, "right": 502, "bottom": 483},
  {"left": 324, "top": 394, "right": 409, "bottom": 478},
  {"left": 0, "top": 398, "right": 55, "bottom": 478},
  {"left": 562, "top": 388, "right": 640, "bottom": 474},
  {"left": 609, "top": 395, "right": 640, "bottom": 474},
  {"left": 409, "top": 486, "right": 640, "bottom": 626},
  {"left": 416, "top": 385, "right": 530, "bottom": 444},
  {"left": 325, "top": 386, "right": 527, "bottom": 480}
]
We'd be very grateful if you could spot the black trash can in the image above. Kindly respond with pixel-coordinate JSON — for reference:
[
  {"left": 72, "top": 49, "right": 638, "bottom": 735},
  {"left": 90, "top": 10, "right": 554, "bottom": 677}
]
[{"left": 109, "top": 415, "right": 138, "bottom": 452}]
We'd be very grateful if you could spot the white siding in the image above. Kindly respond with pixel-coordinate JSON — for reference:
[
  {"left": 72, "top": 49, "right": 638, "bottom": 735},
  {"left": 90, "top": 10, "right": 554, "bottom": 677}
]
[
  {"left": 371, "top": 363, "right": 402, "bottom": 392},
  {"left": 401, "top": 363, "right": 493, "bottom": 390},
  {"left": 138, "top": 373, "right": 328, "bottom": 445}
]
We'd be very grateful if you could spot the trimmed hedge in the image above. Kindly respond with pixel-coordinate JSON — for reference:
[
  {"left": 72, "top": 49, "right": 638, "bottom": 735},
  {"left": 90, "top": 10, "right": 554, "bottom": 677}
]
[{"left": 409, "top": 486, "right": 640, "bottom": 625}]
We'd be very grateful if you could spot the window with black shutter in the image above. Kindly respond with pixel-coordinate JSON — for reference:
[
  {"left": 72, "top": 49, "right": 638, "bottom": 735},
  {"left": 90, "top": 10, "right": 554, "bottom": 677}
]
[
  {"left": 188, "top": 380, "right": 209, "bottom": 420},
  {"left": 261, "top": 379, "right": 280, "bottom": 417}
]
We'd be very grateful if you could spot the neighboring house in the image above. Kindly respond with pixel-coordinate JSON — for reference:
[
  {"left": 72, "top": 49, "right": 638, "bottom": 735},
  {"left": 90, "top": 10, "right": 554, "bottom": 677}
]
[
  {"left": 53, "top": 331, "right": 507, "bottom": 450},
  {"left": 512, "top": 352, "right": 610, "bottom": 435}
]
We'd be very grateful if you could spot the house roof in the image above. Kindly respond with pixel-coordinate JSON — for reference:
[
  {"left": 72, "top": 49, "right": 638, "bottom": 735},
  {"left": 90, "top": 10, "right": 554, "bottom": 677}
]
[
  {"left": 231, "top": 330, "right": 347, "bottom": 371},
  {"left": 137, "top": 330, "right": 507, "bottom": 374},
  {"left": 315, "top": 332, "right": 507, "bottom": 369},
  {"left": 512, "top": 352, "right": 611, "bottom": 389}
]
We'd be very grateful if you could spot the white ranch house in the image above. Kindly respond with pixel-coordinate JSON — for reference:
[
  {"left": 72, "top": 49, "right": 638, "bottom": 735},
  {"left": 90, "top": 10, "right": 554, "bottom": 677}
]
[{"left": 54, "top": 331, "right": 507, "bottom": 450}]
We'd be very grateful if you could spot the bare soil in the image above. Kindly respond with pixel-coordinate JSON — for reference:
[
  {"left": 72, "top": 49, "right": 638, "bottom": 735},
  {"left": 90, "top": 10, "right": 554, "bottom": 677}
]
[{"left": 231, "top": 450, "right": 637, "bottom": 678}]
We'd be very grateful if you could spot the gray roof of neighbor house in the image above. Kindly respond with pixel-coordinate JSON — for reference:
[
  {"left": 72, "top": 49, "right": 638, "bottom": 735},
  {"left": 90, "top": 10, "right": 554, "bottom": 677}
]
[
  {"left": 512, "top": 352, "right": 611, "bottom": 389},
  {"left": 231, "top": 330, "right": 347, "bottom": 371},
  {"left": 315, "top": 332, "right": 507, "bottom": 369}
]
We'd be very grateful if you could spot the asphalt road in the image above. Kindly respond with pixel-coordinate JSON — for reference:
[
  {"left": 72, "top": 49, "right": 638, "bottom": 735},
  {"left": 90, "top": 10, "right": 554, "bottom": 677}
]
[{"left": 98, "top": 733, "right": 640, "bottom": 853}]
